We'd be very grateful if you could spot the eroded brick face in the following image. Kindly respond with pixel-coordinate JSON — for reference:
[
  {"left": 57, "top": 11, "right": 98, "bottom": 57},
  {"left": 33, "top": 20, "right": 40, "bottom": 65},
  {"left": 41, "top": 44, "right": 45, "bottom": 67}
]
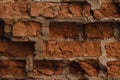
[
  {"left": 84, "top": 23, "right": 114, "bottom": 39},
  {"left": 49, "top": 22, "right": 80, "bottom": 39},
  {"left": 13, "top": 22, "right": 41, "bottom": 37},
  {"left": 0, "top": 42, "right": 34, "bottom": 57},
  {"left": 43, "top": 41, "right": 101, "bottom": 58},
  {"left": 107, "top": 61, "right": 120, "bottom": 77},
  {"left": 0, "top": 60, "right": 26, "bottom": 78}
]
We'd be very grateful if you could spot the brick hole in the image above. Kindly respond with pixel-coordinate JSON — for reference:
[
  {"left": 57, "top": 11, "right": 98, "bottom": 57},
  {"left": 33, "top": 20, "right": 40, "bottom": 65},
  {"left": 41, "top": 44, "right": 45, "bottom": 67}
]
[
  {"left": 0, "top": 20, "right": 6, "bottom": 40},
  {"left": 33, "top": 60, "right": 63, "bottom": 76},
  {"left": 0, "top": 41, "right": 35, "bottom": 57},
  {"left": 0, "top": 60, "right": 26, "bottom": 78},
  {"left": 70, "top": 60, "right": 99, "bottom": 76},
  {"left": 70, "top": 61, "right": 86, "bottom": 76},
  {"left": 49, "top": 22, "right": 80, "bottom": 40}
]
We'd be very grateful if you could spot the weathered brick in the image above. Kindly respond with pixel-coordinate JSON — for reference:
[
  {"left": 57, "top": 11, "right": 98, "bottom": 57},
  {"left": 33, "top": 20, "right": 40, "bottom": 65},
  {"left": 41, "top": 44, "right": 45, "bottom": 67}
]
[
  {"left": 84, "top": 23, "right": 114, "bottom": 39},
  {"left": 0, "top": 60, "right": 26, "bottom": 78},
  {"left": 30, "top": 2, "right": 91, "bottom": 18},
  {"left": 0, "top": 1, "right": 27, "bottom": 18},
  {"left": 43, "top": 41, "right": 101, "bottom": 58},
  {"left": 107, "top": 61, "right": 120, "bottom": 77},
  {"left": 70, "top": 60, "right": 99, "bottom": 76},
  {"left": 30, "top": 2, "right": 60, "bottom": 18},
  {"left": 13, "top": 22, "right": 41, "bottom": 37},
  {"left": 105, "top": 42, "right": 120, "bottom": 58},
  {"left": 49, "top": 22, "right": 80, "bottom": 39},
  {"left": 58, "top": 2, "right": 91, "bottom": 18},
  {"left": 94, "top": 3, "right": 120, "bottom": 19},
  {"left": 0, "top": 42, "right": 34, "bottom": 57},
  {"left": 32, "top": 60, "right": 63, "bottom": 76}
]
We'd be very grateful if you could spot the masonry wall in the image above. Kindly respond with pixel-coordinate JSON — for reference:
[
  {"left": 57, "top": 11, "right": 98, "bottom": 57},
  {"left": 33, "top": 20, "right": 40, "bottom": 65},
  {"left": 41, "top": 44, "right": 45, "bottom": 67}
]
[{"left": 0, "top": 0, "right": 120, "bottom": 80}]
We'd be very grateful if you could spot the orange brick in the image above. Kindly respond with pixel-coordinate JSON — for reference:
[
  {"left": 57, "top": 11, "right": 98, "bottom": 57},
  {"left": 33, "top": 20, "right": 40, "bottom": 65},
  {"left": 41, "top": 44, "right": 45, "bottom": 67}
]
[
  {"left": 13, "top": 22, "right": 41, "bottom": 37},
  {"left": 49, "top": 22, "right": 80, "bottom": 39},
  {"left": 0, "top": 1, "right": 27, "bottom": 18},
  {"left": 43, "top": 41, "right": 101, "bottom": 58},
  {"left": 84, "top": 23, "right": 114, "bottom": 39}
]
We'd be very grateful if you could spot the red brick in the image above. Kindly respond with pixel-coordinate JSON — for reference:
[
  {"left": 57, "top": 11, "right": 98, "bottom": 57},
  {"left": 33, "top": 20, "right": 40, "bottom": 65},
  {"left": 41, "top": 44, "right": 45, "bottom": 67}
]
[
  {"left": 30, "top": 2, "right": 91, "bottom": 18},
  {"left": 13, "top": 22, "right": 41, "bottom": 37},
  {"left": 30, "top": 2, "right": 60, "bottom": 18},
  {"left": 84, "top": 23, "right": 114, "bottom": 39},
  {"left": 107, "top": 61, "right": 120, "bottom": 77},
  {"left": 49, "top": 22, "right": 79, "bottom": 39},
  {"left": 0, "top": 1, "right": 27, "bottom": 18},
  {"left": 43, "top": 41, "right": 101, "bottom": 58},
  {"left": 94, "top": 3, "right": 120, "bottom": 19},
  {"left": 58, "top": 2, "right": 91, "bottom": 18},
  {"left": 33, "top": 60, "right": 63, "bottom": 76},
  {"left": 0, "top": 42, "right": 34, "bottom": 57},
  {"left": 70, "top": 60, "right": 99, "bottom": 76},
  {"left": 0, "top": 60, "right": 26, "bottom": 78},
  {"left": 105, "top": 42, "right": 120, "bottom": 58}
]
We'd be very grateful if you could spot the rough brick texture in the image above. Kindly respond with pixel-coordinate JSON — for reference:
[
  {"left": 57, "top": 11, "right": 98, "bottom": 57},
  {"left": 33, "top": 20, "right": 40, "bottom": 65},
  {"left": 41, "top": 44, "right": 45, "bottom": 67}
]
[
  {"left": 0, "top": 0, "right": 120, "bottom": 80},
  {"left": 43, "top": 41, "right": 101, "bottom": 58}
]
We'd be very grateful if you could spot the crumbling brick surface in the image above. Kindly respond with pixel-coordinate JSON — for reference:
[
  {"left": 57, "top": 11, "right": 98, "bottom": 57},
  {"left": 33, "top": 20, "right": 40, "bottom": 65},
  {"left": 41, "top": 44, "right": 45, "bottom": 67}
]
[{"left": 0, "top": 0, "right": 120, "bottom": 79}]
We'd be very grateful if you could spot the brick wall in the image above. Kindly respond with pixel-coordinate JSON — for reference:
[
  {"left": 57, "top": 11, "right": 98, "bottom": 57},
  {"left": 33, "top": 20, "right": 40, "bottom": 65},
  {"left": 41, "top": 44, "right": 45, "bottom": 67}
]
[{"left": 0, "top": 0, "right": 120, "bottom": 80}]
